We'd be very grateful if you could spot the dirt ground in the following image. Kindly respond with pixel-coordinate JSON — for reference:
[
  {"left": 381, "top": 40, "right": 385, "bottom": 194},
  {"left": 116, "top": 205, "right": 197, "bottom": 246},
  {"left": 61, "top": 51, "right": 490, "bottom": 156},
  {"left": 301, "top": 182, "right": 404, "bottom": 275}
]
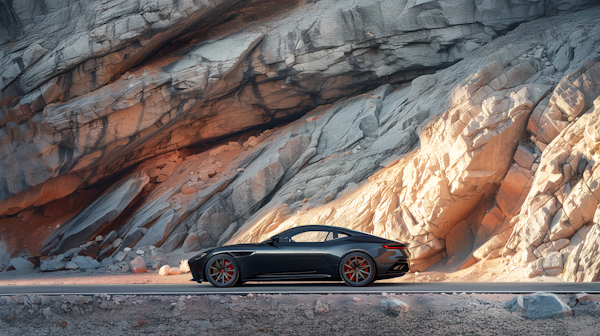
[{"left": 1, "top": 292, "right": 599, "bottom": 335}]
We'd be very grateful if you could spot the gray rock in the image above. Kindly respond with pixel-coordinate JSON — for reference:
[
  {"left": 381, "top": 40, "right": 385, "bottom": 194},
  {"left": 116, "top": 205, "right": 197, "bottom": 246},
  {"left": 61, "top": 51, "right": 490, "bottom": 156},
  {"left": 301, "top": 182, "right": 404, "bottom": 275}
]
[
  {"left": 161, "top": 230, "right": 187, "bottom": 253},
  {"left": 505, "top": 294, "right": 572, "bottom": 319},
  {"left": 217, "top": 222, "right": 238, "bottom": 247},
  {"left": 112, "top": 238, "right": 123, "bottom": 248},
  {"left": 101, "top": 257, "right": 114, "bottom": 267},
  {"left": 47, "top": 172, "right": 149, "bottom": 255},
  {"left": 114, "top": 251, "right": 128, "bottom": 263},
  {"left": 120, "top": 229, "right": 144, "bottom": 251},
  {"left": 182, "top": 234, "right": 201, "bottom": 253},
  {"left": 380, "top": 299, "right": 410, "bottom": 315},
  {"left": 40, "top": 255, "right": 66, "bottom": 272},
  {"left": 9, "top": 257, "right": 34, "bottom": 271},
  {"left": 553, "top": 44, "right": 574, "bottom": 72},
  {"left": 71, "top": 256, "right": 101, "bottom": 270},
  {"left": 198, "top": 231, "right": 216, "bottom": 249},
  {"left": 100, "top": 231, "right": 118, "bottom": 250},
  {"left": 189, "top": 320, "right": 214, "bottom": 330},
  {"left": 99, "top": 245, "right": 116, "bottom": 260},
  {"left": 134, "top": 209, "right": 175, "bottom": 248},
  {"left": 65, "top": 261, "right": 79, "bottom": 270}
]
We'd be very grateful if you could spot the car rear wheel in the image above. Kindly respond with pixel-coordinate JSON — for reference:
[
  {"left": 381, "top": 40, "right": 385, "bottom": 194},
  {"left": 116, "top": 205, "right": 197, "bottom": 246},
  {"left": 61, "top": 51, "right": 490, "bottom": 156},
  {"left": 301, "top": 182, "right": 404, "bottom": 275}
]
[
  {"left": 339, "top": 252, "right": 375, "bottom": 287},
  {"left": 205, "top": 254, "right": 239, "bottom": 287}
]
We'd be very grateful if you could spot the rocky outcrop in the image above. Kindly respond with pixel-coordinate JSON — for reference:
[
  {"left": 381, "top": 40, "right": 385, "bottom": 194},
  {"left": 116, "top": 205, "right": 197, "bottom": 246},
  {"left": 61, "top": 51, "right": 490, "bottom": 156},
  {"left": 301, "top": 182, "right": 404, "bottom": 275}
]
[
  {"left": 504, "top": 63, "right": 600, "bottom": 279},
  {"left": 1, "top": 0, "right": 594, "bottom": 216},
  {"left": 1, "top": 0, "right": 600, "bottom": 282}
]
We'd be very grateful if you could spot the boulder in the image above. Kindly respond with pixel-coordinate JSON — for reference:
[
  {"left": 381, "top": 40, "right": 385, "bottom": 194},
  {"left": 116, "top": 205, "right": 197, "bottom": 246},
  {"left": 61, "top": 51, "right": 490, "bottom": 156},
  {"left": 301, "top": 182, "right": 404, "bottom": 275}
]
[
  {"left": 71, "top": 256, "right": 101, "bottom": 270},
  {"left": 40, "top": 255, "right": 66, "bottom": 272},
  {"left": 161, "top": 230, "right": 187, "bottom": 253},
  {"left": 80, "top": 242, "right": 100, "bottom": 259},
  {"left": 180, "top": 260, "right": 191, "bottom": 274},
  {"left": 505, "top": 294, "right": 572, "bottom": 319},
  {"left": 130, "top": 256, "right": 147, "bottom": 274},
  {"left": 169, "top": 267, "right": 182, "bottom": 275},
  {"left": 513, "top": 146, "right": 535, "bottom": 170},
  {"left": 543, "top": 252, "right": 563, "bottom": 270},
  {"left": 112, "top": 238, "right": 123, "bottom": 248},
  {"left": 552, "top": 45, "right": 573, "bottom": 72},
  {"left": 159, "top": 265, "right": 171, "bottom": 276},
  {"left": 380, "top": 299, "right": 409, "bottom": 315},
  {"left": 100, "top": 231, "right": 118, "bottom": 250},
  {"left": 99, "top": 245, "right": 116, "bottom": 260},
  {"left": 65, "top": 261, "right": 79, "bottom": 270},
  {"left": 8, "top": 257, "right": 34, "bottom": 271},
  {"left": 182, "top": 234, "right": 201, "bottom": 253}
]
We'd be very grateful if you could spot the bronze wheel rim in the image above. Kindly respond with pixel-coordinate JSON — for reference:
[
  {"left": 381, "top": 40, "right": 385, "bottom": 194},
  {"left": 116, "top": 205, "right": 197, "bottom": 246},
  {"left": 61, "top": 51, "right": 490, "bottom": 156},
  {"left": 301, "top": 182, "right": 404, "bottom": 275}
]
[{"left": 343, "top": 256, "right": 371, "bottom": 284}]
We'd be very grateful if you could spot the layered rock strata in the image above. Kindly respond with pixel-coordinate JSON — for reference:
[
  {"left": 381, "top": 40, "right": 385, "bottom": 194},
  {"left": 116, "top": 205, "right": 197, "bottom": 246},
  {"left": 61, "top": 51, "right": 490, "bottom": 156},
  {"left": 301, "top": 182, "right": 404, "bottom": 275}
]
[{"left": 1, "top": 0, "right": 600, "bottom": 282}]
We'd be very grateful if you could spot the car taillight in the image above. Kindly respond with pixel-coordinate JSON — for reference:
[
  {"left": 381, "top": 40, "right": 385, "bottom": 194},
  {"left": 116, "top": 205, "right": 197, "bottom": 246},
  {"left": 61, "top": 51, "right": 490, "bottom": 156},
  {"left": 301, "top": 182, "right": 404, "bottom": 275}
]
[{"left": 382, "top": 244, "right": 406, "bottom": 249}]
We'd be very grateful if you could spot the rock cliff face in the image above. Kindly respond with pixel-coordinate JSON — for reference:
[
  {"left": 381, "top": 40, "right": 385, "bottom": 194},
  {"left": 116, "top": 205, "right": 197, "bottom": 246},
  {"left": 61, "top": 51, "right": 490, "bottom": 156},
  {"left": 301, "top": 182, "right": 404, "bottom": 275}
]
[{"left": 1, "top": 0, "right": 600, "bottom": 281}]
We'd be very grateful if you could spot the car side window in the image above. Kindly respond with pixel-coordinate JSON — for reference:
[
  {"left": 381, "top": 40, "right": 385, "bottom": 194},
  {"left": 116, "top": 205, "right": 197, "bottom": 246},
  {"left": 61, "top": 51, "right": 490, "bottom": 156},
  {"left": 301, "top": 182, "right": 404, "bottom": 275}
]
[
  {"left": 325, "top": 231, "right": 348, "bottom": 241},
  {"left": 287, "top": 230, "right": 329, "bottom": 243}
]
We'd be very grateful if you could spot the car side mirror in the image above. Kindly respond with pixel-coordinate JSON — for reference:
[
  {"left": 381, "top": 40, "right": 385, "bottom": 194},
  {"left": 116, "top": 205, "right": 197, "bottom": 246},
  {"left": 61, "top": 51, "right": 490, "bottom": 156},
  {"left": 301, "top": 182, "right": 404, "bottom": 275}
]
[{"left": 269, "top": 237, "right": 280, "bottom": 244}]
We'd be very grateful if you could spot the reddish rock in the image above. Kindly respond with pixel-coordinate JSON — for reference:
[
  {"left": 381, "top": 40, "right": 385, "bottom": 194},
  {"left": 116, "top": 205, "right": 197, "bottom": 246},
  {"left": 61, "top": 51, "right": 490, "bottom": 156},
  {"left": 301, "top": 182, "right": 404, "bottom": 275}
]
[
  {"left": 513, "top": 145, "right": 535, "bottom": 170},
  {"left": 148, "top": 168, "right": 160, "bottom": 178},
  {"left": 181, "top": 185, "right": 197, "bottom": 195},
  {"left": 496, "top": 165, "right": 532, "bottom": 216},
  {"left": 80, "top": 242, "right": 100, "bottom": 259},
  {"left": 459, "top": 257, "right": 478, "bottom": 270},
  {"left": 130, "top": 256, "right": 147, "bottom": 274},
  {"left": 28, "top": 257, "right": 40, "bottom": 268},
  {"left": 478, "top": 206, "right": 505, "bottom": 239}
]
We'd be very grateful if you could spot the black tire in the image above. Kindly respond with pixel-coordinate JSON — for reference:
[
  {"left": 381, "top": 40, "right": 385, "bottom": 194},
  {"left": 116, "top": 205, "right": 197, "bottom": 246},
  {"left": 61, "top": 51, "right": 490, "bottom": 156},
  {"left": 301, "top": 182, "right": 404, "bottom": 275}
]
[
  {"left": 205, "top": 254, "right": 239, "bottom": 288},
  {"left": 339, "top": 252, "right": 376, "bottom": 287}
]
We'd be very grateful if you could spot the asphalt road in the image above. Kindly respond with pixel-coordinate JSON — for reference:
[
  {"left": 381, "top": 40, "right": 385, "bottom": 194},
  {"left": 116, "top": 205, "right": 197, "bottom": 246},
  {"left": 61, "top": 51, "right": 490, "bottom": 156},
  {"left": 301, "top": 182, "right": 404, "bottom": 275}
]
[{"left": 1, "top": 282, "right": 600, "bottom": 296}]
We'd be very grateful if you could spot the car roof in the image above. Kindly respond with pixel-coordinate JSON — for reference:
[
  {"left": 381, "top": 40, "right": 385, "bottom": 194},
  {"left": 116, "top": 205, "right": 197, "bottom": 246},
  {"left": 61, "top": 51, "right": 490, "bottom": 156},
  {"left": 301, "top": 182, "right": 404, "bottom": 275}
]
[{"left": 274, "top": 224, "right": 374, "bottom": 237}]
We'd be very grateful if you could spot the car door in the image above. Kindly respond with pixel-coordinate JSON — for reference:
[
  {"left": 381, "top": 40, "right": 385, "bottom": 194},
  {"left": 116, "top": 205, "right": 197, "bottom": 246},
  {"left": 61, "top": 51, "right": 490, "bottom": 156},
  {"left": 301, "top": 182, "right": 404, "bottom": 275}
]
[
  {"left": 248, "top": 229, "right": 328, "bottom": 277},
  {"left": 322, "top": 230, "right": 350, "bottom": 275}
]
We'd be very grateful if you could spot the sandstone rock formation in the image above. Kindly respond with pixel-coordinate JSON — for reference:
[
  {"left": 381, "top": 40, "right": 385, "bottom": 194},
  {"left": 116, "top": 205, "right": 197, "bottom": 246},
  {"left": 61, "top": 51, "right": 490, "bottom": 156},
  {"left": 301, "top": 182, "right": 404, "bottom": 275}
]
[{"left": 1, "top": 0, "right": 600, "bottom": 283}]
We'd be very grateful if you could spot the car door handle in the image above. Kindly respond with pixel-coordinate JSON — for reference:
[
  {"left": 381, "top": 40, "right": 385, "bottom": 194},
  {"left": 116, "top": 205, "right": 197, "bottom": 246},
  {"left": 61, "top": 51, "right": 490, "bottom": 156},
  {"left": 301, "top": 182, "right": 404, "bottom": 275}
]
[{"left": 311, "top": 248, "right": 319, "bottom": 251}]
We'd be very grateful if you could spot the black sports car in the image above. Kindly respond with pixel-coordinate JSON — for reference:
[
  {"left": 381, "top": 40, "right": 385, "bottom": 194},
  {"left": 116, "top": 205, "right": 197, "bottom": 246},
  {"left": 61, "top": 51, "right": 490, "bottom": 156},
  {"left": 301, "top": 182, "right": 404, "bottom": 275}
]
[{"left": 188, "top": 225, "right": 410, "bottom": 287}]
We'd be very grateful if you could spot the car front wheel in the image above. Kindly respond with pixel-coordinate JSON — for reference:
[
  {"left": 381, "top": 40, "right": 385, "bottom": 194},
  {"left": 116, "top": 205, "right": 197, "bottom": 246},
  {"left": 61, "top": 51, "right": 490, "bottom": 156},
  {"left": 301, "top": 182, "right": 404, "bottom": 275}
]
[
  {"left": 205, "top": 254, "right": 239, "bottom": 287},
  {"left": 339, "top": 252, "right": 375, "bottom": 287}
]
